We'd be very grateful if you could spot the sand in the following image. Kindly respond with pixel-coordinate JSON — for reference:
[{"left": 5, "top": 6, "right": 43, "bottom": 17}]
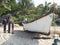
[{"left": 0, "top": 24, "right": 60, "bottom": 45}]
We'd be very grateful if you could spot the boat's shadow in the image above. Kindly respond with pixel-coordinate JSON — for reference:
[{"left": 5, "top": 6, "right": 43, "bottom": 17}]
[
  {"left": 14, "top": 30, "right": 39, "bottom": 39},
  {"left": 1, "top": 30, "right": 39, "bottom": 45}
]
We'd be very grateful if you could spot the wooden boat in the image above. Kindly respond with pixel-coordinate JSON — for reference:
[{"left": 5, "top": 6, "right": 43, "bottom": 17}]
[{"left": 22, "top": 12, "right": 54, "bottom": 34}]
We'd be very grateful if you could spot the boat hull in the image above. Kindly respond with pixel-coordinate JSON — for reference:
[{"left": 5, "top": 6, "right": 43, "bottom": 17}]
[{"left": 23, "top": 13, "right": 53, "bottom": 34}]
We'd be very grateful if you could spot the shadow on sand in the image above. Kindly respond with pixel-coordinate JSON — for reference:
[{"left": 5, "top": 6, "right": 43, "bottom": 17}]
[{"left": 1, "top": 30, "right": 39, "bottom": 45}]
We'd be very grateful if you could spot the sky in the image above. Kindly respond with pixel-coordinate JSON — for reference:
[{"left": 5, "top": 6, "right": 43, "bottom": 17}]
[
  {"left": 16, "top": 0, "right": 60, "bottom": 7},
  {"left": 33, "top": 0, "right": 60, "bottom": 7}
]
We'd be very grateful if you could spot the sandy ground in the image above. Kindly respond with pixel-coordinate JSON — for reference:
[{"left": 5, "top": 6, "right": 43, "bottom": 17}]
[{"left": 0, "top": 24, "right": 60, "bottom": 45}]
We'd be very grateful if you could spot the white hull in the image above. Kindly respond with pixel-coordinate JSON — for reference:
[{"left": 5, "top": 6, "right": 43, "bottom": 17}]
[{"left": 23, "top": 13, "right": 53, "bottom": 34}]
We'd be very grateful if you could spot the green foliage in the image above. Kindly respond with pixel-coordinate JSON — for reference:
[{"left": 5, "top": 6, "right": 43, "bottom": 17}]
[
  {"left": 52, "top": 21, "right": 57, "bottom": 26},
  {"left": 0, "top": 6, "right": 6, "bottom": 15},
  {"left": 0, "top": 0, "right": 60, "bottom": 26}
]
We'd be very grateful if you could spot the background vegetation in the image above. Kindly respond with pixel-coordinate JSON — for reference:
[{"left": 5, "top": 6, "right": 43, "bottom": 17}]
[{"left": 0, "top": 0, "right": 60, "bottom": 25}]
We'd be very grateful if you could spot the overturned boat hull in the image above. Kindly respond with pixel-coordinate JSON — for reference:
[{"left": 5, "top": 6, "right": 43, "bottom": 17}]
[{"left": 23, "top": 13, "right": 53, "bottom": 34}]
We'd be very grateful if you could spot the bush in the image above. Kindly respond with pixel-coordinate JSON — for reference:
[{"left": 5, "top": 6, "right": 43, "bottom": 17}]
[{"left": 52, "top": 21, "right": 56, "bottom": 26}]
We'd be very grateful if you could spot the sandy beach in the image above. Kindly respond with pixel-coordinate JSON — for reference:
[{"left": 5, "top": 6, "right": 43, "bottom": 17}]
[{"left": 0, "top": 24, "right": 60, "bottom": 45}]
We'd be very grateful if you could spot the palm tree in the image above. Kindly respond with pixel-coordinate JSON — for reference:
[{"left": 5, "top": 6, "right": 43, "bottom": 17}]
[
  {"left": 36, "top": 1, "right": 51, "bottom": 15},
  {"left": 44, "top": 1, "right": 51, "bottom": 13},
  {"left": 17, "top": 0, "right": 34, "bottom": 15}
]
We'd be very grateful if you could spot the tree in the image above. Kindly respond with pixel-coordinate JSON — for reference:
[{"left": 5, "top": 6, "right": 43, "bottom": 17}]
[
  {"left": 44, "top": 1, "right": 51, "bottom": 13},
  {"left": 35, "top": 1, "right": 51, "bottom": 16},
  {"left": 0, "top": 0, "right": 11, "bottom": 16},
  {"left": 17, "top": 0, "right": 34, "bottom": 15},
  {"left": 36, "top": 4, "right": 44, "bottom": 15}
]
